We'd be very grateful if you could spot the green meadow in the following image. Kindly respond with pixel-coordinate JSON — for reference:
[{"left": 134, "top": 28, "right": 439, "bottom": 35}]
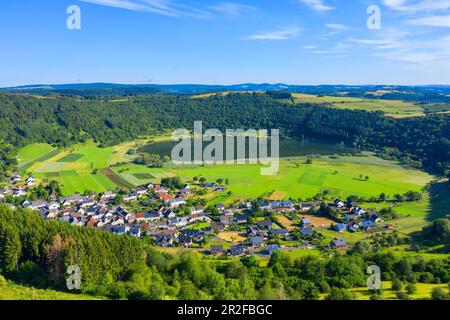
[
  {"left": 291, "top": 93, "right": 424, "bottom": 118},
  {"left": 114, "top": 154, "right": 431, "bottom": 201},
  {"left": 0, "top": 276, "right": 99, "bottom": 300}
]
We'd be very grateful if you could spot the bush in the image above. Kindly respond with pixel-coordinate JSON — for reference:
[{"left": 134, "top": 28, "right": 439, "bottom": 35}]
[
  {"left": 391, "top": 279, "right": 403, "bottom": 291},
  {"left": 396, "top": 291, "right": 410, "bottom": 300},
  {"left": 405, "top": 283, "right": 417, "bottom": 295},
  {"left": 325, "top": 287, "right": 353, "bottom": 300},
  {"left": 431, "top": 287, "right": 449, "bottom": 300}
]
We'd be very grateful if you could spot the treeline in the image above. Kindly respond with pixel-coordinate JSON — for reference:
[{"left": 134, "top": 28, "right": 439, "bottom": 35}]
[
  {"left": 0, "top": 93, "right": 449, "bottom": 173},
  {"left": 0, "top": 205, "right": 449, "bottom": 300}
]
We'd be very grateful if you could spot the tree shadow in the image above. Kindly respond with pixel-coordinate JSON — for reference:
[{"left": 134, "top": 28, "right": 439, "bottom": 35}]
[{"left": 428, "top": 181, "right": 450, "bottom": 222}]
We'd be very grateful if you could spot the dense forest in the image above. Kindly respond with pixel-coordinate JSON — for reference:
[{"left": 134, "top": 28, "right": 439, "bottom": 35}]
[
  {"left": 0, "top": 93, "right": 449, "bottom": 173},
  {"left": 0, "top": 206, "right": 449, "bottom": 300}
]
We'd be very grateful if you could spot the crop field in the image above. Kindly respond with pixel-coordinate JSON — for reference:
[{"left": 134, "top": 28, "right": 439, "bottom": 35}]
[
  {"left": 18, "top": 142, "right": 133, "bottom": 195},
  {"left": 57, "top": 153, "right": 84, "bottom": 162},
  {"left": 277, "top": 215, "right": 297, "bottom": 231},
  {"left": 291, "top": 93, "right": 424, "bottom": 118},
  {"left": 216, "top": 232, "right": 246, "bottom": 243}
]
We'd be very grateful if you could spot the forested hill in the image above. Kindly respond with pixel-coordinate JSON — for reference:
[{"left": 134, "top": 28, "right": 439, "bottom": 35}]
[{"left": 0, "top": 93, "right": 449, "bottom": 173}]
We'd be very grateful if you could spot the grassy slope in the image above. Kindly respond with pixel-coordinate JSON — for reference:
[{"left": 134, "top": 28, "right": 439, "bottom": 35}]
[{"left": 0, "top": 277, "right": 99, "bottom": 300}]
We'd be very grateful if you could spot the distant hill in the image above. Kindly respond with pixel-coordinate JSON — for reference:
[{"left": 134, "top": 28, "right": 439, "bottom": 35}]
[{"left": 2, "top": 83, "right": 450, "bottom": 102}]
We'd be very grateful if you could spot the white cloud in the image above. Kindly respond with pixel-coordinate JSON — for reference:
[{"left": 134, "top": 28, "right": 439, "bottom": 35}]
[
  {"left": 382, "top": 0, "right": 450, "bottom": 13},
  {"left": 407, "top": 15, "right": 450, "bottom": 27},
  {"left": 210, "top": 2, "right": 257, "bottom": 16},
  {"left": 78, "top": 0, "right": 211, "bottom": 18},
  {"left": 302, "top": 45, "right": 318, "bottom": 49},
  {"left": 325, "top": 23, "right": 350, "bottom": 30},
  {"left": 298, "top": 0, "right": 334, "bottom": 12},
  {"left": 243, "top": 26, "right": 301, "bottom": 41}
]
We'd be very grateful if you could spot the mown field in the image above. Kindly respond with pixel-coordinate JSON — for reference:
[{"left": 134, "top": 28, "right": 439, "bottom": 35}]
[{"left": 291, "top": 93, "right": 424, "bottom": 118}]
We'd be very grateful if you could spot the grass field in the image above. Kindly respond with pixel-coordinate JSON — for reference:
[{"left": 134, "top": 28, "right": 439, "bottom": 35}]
[
  {"left": 345, "top": 281, "right": 449, "bottom": 300},
  {"left": 19, "top": 141, "right": 135, "bottom": 195},
  {"left": 291, "top": 93, "right": 424, "bottom": 118},
  {"left": 115, "top": 154, "right": 431, "bottom": 202},
  {"left": 0, "top": 276, "right": 99, "bottom": 300}
]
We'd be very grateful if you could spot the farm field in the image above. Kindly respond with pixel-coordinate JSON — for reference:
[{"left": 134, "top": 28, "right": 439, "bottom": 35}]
[
  {"left": 115, "top": 154, "right": 432, "bottom": 202},
  {"left": 216, "top": 232, "right": 246, "bottom": 244},
  {"left": 291, "top": 93, "right": 424, "bottom": 118},
  {"left": 18, "top": 141, "right": 140, "bottom": 195}
]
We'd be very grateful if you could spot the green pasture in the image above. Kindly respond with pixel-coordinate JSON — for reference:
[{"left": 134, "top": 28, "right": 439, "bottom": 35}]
[
  {"left": 115, "top": 155, "right": 431, "bottom": 201},
  {"left": 291, "top": 93, "right": 424, "bottom": 118}
]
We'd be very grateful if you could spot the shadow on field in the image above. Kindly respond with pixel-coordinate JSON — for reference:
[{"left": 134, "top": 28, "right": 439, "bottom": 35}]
[{"left": 428, "top": 181, "right": 450, "bottom": 222}]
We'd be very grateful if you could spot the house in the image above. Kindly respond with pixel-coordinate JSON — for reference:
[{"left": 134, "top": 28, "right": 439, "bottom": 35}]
[
  {"left": 163, "top": 209, "right": 176, "bottom": 219},
  {"left": 250, "top": 236, "right": 265, "bottom": 247},
  {"left": 48, "top": 202, "right": 60, "bottom": 211},
  {"left": 368, "top": 212, "right": 382, "bottom": 223},
  {"left": 359, "top": 220, "right": 374, "bottom": 229},
  {"left": 300, "top": 203, "right": 314, "bottom": 212},
  {"left": 211, "top": 221, "right": 225, "bottom": 232},
  {"left": 160, "top": 193, "right": 173, "bottom": 202},
  {"left": 230, "top": 245, "right": 245, "bottom": 256},
  {"left": 272, "top": 229, "right": 289, "bottom": 237},
  {"left": 124, "top": 193, "right": 138, "bottom": 202},
  {"left": 26, "top": 176, "right": 36, "bottom": 186},
  {"left": 210, "top": 245, "right": 224, "bottom": 256},
  {"left": 13, "top": 190, "right": 26, "bottom": 198},
  {"left": 334, "top": 223, "right": 347, "bottom": 233},
  {"left": 220, "top": 215, "right": 231, "bottom": 226},
  {"left": 129, "top": 226, "right": 141, "bottom": 238},
  {"left": 101, "top": 191, "right": 116, "bottom": 200},
  {"left": 191, "top": 205, "right": 204, "bottom": 215},
  {"left": 267, "top": 244, "right": 279, "bottom": 255},
  {"left": 257, "top": 218, "right": 272, "bottom": 230},
  {"left": 215, "top": 203, "right": 225, "bottom": 211},
  {"left": 235, "top": 213, "right": 250, "bottom": 224},
  {"left": 334, "top": 199, "right": 345, "bottom": 208},
  {"left": 156, "top": 234, "right": 176, "bottom": 247},
  {"left": 301, "top": 218, "right": 312, "bottom": 227},
  {"left": 332, "top": 239, "right": 349, "bottom": 250},
  {"left": 300, "top": 228, "right": 314, "bottom": 237},
  {"left": 223, "top": 209, "right": 234, "bottom": 217},
  {"left": 169, "top": 198, "right": 186, "bottom": 208},
  {"left": 178, "top": 235, "right": 193, "bottom": 247}
]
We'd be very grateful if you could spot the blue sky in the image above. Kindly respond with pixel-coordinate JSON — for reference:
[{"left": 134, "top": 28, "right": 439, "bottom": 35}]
[{"left": 1, "top": 0, "right": 450, "bottom": 86}]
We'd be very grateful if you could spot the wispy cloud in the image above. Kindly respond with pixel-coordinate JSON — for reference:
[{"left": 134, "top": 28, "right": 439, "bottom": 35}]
[
  {"left": 407, "top": 14, "right": 450, "bottom": 27},
  {"left": 382, "top": 0, "right": 450, "bottom": 13},
  {"left": 302, "top": 45, "right": 318, "bottom": 49},
  {"left": 298, "top": 0, "right": 334, "bottom": 12},
  {"left": 243, "top": 26, "right": 301, "bottom": 41},
  {"left": 325, "top": 23, "right": 350, "bottom": 30},
  {"left": 78, "top": 0, "right": 211, "bottom": 18},
  {"left": 209, "top": 2, "right": 257, "bottom": 17}
]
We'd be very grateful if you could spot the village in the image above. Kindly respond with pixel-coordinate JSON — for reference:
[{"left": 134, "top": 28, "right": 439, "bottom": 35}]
[{"left": 0, "top": 172, "right": 396, "bottom": 258}]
